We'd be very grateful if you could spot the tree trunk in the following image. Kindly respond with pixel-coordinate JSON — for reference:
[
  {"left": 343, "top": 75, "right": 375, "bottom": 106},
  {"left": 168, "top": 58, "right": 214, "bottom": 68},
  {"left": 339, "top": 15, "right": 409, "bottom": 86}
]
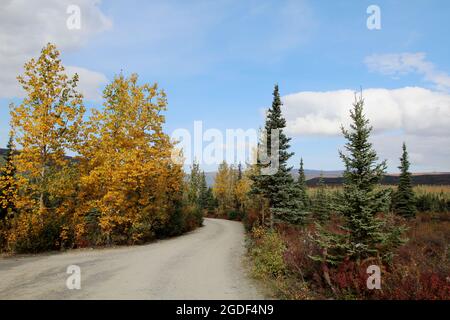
[
  {"left": 39, "top": 158, "right": 46, "bottom": 213},
  {"left": 269, "top": 210, "right": 273, "bottom": 230},
  {"left": 261, "top": 205, "right": 265, "bottom": 227}
]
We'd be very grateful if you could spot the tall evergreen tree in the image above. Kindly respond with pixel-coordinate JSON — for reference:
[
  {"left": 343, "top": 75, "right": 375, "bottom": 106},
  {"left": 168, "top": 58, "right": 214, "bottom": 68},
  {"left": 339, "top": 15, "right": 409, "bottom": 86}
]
[
  {"left": 204, "top": 187, "right": 217, "bottom": 213},
  {"left": 198, "top": 171, "right": 209, "bottom": 211},
  {"left": 0, "top": 132, "right": 17, "bottom": 220},
  {"left": 250, "top": 85, "right": 305, "bottom": 226},
  {"left": 313, "top": 95, "right": 404, "bottom": 263},
  {"left": 188, "top": 160, "right": 201, "bottom": 205},
  {"left": 393, "top": 143, "right": 416, "bottom": 218},
  {"left": 237, "top": 162, "right": 243, "bottom": 181},
  {"left": 312, "top": 173, "right": 329, "bottom": 222},
  {"left": 297, "top": 158, "right": 309, "bottom": 210}
]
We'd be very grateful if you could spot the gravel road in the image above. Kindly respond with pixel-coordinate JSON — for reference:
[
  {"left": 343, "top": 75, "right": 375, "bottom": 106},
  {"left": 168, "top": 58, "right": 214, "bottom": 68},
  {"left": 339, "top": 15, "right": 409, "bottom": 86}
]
[{"left": 0, "top": 218, "right": 263, "bottom": 300}]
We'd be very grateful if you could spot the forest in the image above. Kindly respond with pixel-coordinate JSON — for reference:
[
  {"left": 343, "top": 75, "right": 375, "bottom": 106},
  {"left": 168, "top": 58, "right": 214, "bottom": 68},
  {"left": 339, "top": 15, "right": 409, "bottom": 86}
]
[{"left": 0, "top": 43, "right": 449, "bottom": 300}]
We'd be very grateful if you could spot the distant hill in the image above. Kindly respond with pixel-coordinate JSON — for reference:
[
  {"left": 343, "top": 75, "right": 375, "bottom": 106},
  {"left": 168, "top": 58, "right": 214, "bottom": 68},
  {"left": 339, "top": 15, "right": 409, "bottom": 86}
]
[
  {"left": 306, "top": 174, "right": 450, "bottom": 187},
  {"left": 2, "top": 148, "right": 449, "bottom": 187},
  {"left": 291, "top": 168, "right": 343, "bottom": 180},
  {"left": 206, "top": 169, "right": 450, "bottom": 187},
  {"left": 203, "top": 168, "right": 343, "bottom": 187}
]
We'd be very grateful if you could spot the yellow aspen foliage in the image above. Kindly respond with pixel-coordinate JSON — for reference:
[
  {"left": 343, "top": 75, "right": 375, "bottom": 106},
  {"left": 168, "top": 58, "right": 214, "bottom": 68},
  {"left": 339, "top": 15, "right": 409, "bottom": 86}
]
[
  {"left": 6, "top": 43, "right": 85, "bottom": 252},
  {"left": 78, "top": 73, "right": 184, "bottom": 244},
  {"left": 235, "top": 173, "right": 251, "bottom": 213},
  {"left": 10, "top": 43, "right": 85, "bottom": 214},
  {"left": 213, "top": 161, "right": 229, "bottom": 214},
  {"left": 213, "top": 161, "right": 239, "bottom": 215},
  {"left": 1, "top": 43, "right": 196, "bottom": 253}
]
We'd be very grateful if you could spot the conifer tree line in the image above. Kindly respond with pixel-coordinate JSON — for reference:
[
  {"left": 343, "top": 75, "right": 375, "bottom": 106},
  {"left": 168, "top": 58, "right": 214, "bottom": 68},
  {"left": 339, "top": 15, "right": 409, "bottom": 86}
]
[
  {"left": 187, "top": 160, "right": 216, "bottom": 217},
  {"left": 212, "top": 85, "right": 417, "bottom": 265},
  {"left": 0, "top": 43, "right": 202, "bottom": 253}
]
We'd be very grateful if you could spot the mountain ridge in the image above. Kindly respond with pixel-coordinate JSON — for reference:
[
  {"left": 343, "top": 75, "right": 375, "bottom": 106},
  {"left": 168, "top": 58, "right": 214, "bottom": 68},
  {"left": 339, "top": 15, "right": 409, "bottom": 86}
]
[{"left": 2, "top": 149, "right": 449, "bottom": 186}]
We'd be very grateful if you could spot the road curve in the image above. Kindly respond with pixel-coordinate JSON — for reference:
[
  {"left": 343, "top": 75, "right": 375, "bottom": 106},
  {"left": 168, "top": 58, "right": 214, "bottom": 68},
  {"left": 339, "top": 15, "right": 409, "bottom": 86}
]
[{"left": 0, "top": 218, "right": 263, "bottom": 300}]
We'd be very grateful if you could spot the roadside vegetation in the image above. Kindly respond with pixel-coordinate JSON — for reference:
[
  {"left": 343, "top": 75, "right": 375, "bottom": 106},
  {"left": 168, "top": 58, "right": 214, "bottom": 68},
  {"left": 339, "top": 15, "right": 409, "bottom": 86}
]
[{"left": 0, "top": 44, "right": 203, "bottom": 253}]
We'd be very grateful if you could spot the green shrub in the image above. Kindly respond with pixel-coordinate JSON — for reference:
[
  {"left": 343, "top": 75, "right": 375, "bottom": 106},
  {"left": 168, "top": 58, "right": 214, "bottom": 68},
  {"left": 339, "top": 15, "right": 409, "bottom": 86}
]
[
  {"left": 415, "top": 193, "right": 450, "bottom": 213},
  {"left": 227, "top": 210, "right": 243, "bottom": 221},
  {"left": 250, "top": 226, "right": 286, "bottom": 278}
]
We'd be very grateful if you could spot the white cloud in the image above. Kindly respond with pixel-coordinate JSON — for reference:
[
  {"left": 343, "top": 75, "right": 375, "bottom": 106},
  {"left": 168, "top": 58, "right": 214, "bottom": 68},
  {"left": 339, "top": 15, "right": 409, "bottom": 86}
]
[
  {"left": 282, "top": 87, "right": 450, "bottom": 171},
  {"left": 0, "top": 0, "right": 111, "bottom": 100},
  {"left": 365, "top": 53, "right": 450, "bottom": 92},
  {"left": 283, "top": 87, "right": 450, "bottom": 137},
  {"left": 372, "top": 134, "right": 450, "bottom": 172}
]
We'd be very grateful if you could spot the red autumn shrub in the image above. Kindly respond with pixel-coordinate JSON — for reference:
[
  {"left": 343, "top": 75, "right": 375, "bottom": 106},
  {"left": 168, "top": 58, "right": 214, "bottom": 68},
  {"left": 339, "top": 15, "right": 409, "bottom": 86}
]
[
  {"left": 243, "top": 208, "right": 261, "bottom": 231},
  {"left": 277, "top": 223, "right": 321, "bottom": 281},
  {"left": 373, "top": 215, "right": 450, "bottom": 300},
  {"left": 375, "top": 268, "right": 449, "bottom": 300}
]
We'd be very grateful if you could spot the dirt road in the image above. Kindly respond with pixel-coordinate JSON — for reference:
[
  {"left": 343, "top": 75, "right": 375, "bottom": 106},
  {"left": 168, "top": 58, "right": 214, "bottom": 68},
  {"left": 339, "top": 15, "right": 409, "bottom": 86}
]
[{"left": 0, "top": 218, "right": 263, "bottom": 299}]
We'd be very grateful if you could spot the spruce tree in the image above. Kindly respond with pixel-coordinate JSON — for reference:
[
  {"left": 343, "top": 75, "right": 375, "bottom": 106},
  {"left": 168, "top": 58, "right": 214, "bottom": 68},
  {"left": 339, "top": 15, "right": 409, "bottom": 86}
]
[
  {"left": 297, "top": 158, "right": 310, "bottom": 210},
  {"left": 237, "top": 162, "right": 243, "bottom": 181},
  {"left": 312, "top": 173, "right": 329, "bottom": 222},
  {"left": 205, "top": 187, "right": 217, "bottom": 213},
  {"left": 250, "top": 84, "right": 305, "bottom": 226},
  {"left": 313, "top": 95, "right": 404, "bottom": 263},
  {"left": 393, "top": 143, "right": 416, "bottom": 218},
  {"left": 198, "top": 171, "right": 209, "bottom": 211},
  {"left": 188, "top": 160, "right": 201, "bottom": 205},
  {"left": 338, "top": 96, "right": 395, "bottom": 259}
]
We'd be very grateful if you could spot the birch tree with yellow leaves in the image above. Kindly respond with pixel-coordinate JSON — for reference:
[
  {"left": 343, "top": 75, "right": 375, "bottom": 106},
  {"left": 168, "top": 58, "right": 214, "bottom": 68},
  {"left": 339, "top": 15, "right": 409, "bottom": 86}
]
[
  {"left": 2, "top": 43, "right": 199, "bottom": 252},
  {"left": 78, "top": 73, "right": 185, "bottom": 245},
  {"left": 213, "top": 161, "right": 232, "bottom": 214},
  {"left": 7, "top": 43, "right": 85, "bottom": 252},
  {"left": 10, "top": 43, "right": 85, "bottom": 215}
]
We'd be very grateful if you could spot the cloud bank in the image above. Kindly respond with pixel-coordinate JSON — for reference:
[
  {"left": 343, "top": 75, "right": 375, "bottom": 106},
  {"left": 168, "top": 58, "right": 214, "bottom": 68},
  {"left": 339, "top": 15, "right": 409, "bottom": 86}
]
[
  {"left": 365, "top": 53, "right": 450, "bottom": 92},
  {"left": 0, "top": 0, "right": 111, "bottom": 100},
  {"left": 282, "top": 87, "right": 450, "bottom": 171}
]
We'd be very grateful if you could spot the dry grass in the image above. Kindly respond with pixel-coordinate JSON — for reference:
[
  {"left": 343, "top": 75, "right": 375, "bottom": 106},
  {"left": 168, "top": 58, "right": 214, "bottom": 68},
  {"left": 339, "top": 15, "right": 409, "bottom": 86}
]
[{"left": 414, "top": 185, "right": 450, "bottom": 199}]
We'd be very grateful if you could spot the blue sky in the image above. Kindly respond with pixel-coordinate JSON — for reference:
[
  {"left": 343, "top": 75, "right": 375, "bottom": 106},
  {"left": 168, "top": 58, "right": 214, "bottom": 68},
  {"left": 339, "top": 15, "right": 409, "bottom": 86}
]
[{"left": 1, "top": 0, "right": 449, "bottom": 172}]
